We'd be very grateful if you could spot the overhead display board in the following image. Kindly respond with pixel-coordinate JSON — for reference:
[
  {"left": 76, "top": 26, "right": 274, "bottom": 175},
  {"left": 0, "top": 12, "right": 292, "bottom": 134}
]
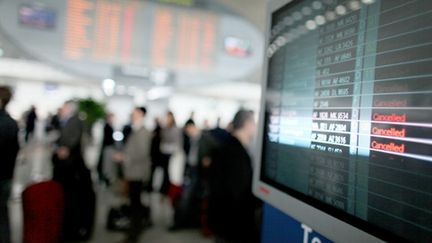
[
  {"left": 62, "top": 0, "right": 216, "bottom": 68},
  {"left": 0, "top": 0, "right": 263, "bottom": 81}
]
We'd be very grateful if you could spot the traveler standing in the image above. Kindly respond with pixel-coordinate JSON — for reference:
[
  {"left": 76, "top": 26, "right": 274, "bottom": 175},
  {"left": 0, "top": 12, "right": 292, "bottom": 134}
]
[
  {"left": 97, "top": 113, "right": 115, "bottom": 185},
  {"left": 159, "top": 111, "right": 182, "bottom": 195},
  {"left": 0, "top": 86, "right": 19, "bottom": 243},
  {"left": 52, "top": 101, "right": 85, "bottom": 184},
  {"left": 52, "top": 100, "right": 95, "bottom": 241},
  {"left": 170, "top": 119, "right": 202, "bottom": 230},
  {"left": 24, "top": 105, "right": 37, "bottom": 142},
  {"left": 119, "top": 107, "right": 152, "bottom": 243},
  {"left": 147, "top": 118, "right": 163, "bottom": 192},
  {"left": 197, "top": 118, "right": 231, "bottom": 235},
  {"left": 209, "top": 110, "right": 260, "bottom": 243},
  {"left": 48, "top": 108, "right": 61, "bottom": 132}
]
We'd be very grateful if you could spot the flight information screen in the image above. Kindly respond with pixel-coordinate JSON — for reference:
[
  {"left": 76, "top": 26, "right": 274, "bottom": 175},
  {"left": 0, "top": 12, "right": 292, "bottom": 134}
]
[
  {"left": 62, "top": 0, "right": 218, "bottom": 68},
  {"left": 261, "top": 0, "right": 432, "bottom": 241}
]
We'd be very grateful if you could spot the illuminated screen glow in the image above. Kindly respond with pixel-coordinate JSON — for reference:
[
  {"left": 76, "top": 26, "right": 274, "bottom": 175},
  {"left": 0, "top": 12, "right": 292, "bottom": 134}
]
[
  {"left": 19, "top": 4, "right": 56, "bottom": 29},
  {"left": 261, "top": 0, "right": 432, "bottom": 242},
  {"left": 63, "top": 0, "right": 217, "bottom": 69}
]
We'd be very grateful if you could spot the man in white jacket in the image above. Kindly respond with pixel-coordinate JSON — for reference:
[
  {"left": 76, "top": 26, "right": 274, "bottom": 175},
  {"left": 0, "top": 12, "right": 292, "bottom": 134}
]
[{"left": 121, "top": 107, "right": 152, "bottom": 243}]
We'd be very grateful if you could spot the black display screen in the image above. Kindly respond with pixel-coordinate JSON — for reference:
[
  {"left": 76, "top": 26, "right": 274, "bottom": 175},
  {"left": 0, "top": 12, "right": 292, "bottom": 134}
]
[{"left": 261, "top": 0, "right": 432, "bottom": 242}]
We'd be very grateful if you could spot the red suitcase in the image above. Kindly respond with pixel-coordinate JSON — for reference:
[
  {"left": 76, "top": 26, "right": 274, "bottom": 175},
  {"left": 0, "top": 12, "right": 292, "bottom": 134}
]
[{"left": 22, "top": 181, "right": 64, "bottom": 243}]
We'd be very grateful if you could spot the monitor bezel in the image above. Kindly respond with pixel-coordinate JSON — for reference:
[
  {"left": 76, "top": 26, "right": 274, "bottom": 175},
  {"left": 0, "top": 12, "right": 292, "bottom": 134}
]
[{"left": 253, "top": 0, "right": 394, "bottom": 242}]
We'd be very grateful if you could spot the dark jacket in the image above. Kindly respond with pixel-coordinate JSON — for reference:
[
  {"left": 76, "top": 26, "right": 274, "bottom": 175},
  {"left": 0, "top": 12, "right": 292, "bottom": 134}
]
[
  {"left": 26, "top": 109, "right": 37, "bottom": 132},
  {"left": 57, "top": 114, "right": 83, "bottom": 159},
  {"left": 0, "top": 109, "right": 20, "bottom": 181},
  {"left": 102, "top": 123, "right": 115, "bottom": 147},
  {"left": 208, "top": 134, "right": 258, "bottom": 242},
  {"left": 122, "top": 124, "right": 132, "bottom": 145},
  {"left": 150, "top": 124, "right": 162, "bottom": 165},
  {"left": 50, "top": 114, "right": 60, "bottom": 131},
  {"left": 97, "top": 122, "right": 115, "bottom": 175},
  {"left": 198, "top": 128, "right": 230, "bottom": 168},
  {"left": 52, "top": 114, "right": 85, "bottom": 178}
]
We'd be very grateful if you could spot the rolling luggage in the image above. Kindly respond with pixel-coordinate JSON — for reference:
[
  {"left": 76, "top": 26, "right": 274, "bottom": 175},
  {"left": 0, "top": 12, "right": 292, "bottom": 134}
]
[
  {"left": 106, "top": 205, "right": 131, "bottom": 231},
  {"left": 22, "top": 181, "right": 64, "bottom": 243},
  {"left": 106, "top": 182, "right": 151, "bottom": 232}
]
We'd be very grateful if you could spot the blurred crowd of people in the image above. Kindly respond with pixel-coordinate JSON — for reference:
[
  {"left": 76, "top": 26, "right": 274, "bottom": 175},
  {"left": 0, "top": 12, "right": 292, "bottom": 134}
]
[{"left": 0, "top": 85, "right": 261, "bottom": 243}]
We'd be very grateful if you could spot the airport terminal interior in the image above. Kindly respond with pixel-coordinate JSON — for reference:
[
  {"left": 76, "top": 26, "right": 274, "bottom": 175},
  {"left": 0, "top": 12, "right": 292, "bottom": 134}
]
[{"left": 0, "top": 0, "right": 431, "bottom": 243}]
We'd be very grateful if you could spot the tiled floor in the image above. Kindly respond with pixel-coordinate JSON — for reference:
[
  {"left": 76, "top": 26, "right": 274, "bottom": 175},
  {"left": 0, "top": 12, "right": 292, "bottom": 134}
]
[{"left": 9, "top": 135, "right": 212, "bottom": 243}]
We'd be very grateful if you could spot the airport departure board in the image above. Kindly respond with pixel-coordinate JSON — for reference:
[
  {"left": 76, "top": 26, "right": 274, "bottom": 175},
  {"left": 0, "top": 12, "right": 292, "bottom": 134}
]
[
  {"left": 63, "top": 0, "right": 217, "bottom": 68},
  {"left": 261, "top": 0, "right": 432, "bottom": 241}
]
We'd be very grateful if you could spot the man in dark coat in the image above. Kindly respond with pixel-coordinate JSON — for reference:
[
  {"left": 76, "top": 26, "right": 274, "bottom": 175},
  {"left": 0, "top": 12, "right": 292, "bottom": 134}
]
[
  {"left": 52, "top": 101, "right": 85, "bottom": 183},
  {"left": 209, "top": 110, "right": 260, "bottom": 243},
  {"left": 170, "top": 119, "right": 202, "bottom": 230},
  {"left": 197, "top": 119, "right": 231, "bottom": 235},
  {"left": 0, "top": 86, "right": 19, "bottom": 243},
  {"left": 25, "top": 105, "right": 37, "bottom": 142},
  {"left": 147, "top": 118, "right": 163, "bottom": 192},
  {"left": 52, "top": 100, "right": 94, "bottom": 241}
]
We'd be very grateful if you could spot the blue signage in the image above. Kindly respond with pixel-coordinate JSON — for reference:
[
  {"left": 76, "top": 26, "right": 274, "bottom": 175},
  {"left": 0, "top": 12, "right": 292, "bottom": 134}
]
[{"left": 262, "top": 204, "right": 333, "bottom": 243}]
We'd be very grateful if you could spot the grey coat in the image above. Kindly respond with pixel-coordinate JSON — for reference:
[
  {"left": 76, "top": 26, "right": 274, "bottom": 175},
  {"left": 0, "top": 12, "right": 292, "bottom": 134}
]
[
  {"left": 160, "top": 126, "right": 182, "bottom": 155},
  {"left": 123, "top": 127, "right": 152, "bottom": 182}
]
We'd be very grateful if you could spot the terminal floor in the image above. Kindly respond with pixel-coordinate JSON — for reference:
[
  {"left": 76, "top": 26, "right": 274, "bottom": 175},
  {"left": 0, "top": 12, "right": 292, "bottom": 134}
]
[{"left": 9, "top": 137, "right": 212, "bottom": 243}]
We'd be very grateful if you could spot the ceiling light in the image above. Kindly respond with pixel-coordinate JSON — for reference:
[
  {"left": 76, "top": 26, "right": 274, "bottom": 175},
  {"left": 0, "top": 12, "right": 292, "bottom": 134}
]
[
  {"left": 349, "top": 1, "right": 361, "bottom": 10},
  {"left": 312, "top": 1, "right": 323, "bottom": 10},
  {"left": 335, "top": 5, "right": 347, "bottom": 15},
  {"left": 276, "top": 36, "right": 287, "bottom": 47},
  {"left": 102, "top": 79, "right": 115, "bottom": 96},
  {"left": 362, "top": 0, "right": 375, "bottom": 4},
  {"left": 306, "top": 20, "right": 317, "bottom": 30},
  {"left": 315, "top": 15, "right": 326, "bottom": 25}
]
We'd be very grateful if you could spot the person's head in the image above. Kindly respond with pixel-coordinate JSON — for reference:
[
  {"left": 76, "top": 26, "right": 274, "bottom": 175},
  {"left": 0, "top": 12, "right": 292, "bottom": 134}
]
[
  {"left": 166, "top": 111, "right": 176, "bottom": 127},
  {"left": 132, "top": 107, "right": 146, "bottom": 124},
  {"left": 106, "top": 112, "right": 115, "bottom": 124},
  {"left": 231, "top": 109, "right": 256, "bottom": 145},
  {"left": 0, "top": 86, "right": 13, "bottom": 110},
  {"left": 203, "top": 119, "right": 210, "bottom": 129},
  {"left": 185, "top": 119, "right": 199, "bottom": 137},
  {"left": 60, "top": 100, "right": 78, "bottom": 119}
]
